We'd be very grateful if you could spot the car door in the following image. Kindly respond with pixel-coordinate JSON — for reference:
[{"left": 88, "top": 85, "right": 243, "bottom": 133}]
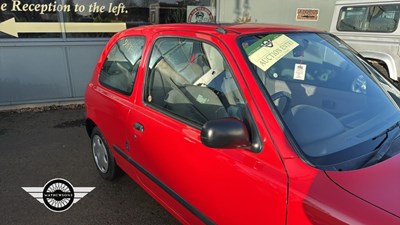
[{"left": 122, "top": 33, "right": 288, "bottom": 224}]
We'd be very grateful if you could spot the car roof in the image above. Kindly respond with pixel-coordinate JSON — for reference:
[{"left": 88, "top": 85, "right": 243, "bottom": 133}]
[{"left": 122, "top": 23, "right": 321, "bottom": 37}]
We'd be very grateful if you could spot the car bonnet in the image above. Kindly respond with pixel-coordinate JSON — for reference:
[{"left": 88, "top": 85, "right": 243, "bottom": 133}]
[{"left": 325, "top": 154, "right": 400, "bottom": 217}]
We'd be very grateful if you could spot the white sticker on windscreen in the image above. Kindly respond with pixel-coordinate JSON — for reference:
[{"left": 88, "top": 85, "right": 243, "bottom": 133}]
[
  {"left": 293, "top": 63, "right": 307, "bottom": 80},
  {"left": 246, "top": 34, "right": 299, "bottom": 71}
]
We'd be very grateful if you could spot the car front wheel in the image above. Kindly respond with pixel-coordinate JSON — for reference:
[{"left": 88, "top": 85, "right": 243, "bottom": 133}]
[{"left": 91, "top": 127, "right": 121, "bottom": 180}]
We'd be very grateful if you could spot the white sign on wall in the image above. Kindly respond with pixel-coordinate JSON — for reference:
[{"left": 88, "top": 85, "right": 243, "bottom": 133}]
[{"left": 296, "top": 8, "right": 319, "bottom": 21}]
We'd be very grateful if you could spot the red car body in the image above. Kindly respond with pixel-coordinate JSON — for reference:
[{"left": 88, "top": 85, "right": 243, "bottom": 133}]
[{"left": 85, "top": 24, "right": 400, "bottom": 225}]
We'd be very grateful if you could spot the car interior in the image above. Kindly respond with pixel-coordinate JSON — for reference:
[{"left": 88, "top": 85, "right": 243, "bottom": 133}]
[{"left": 147, "top": 39, "right": 245, "bottom": 125}]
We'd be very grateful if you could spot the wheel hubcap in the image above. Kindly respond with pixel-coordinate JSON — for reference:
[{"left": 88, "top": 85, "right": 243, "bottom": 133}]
[{"left": 92, "top": 135, "right": 109, "bottom": 173}]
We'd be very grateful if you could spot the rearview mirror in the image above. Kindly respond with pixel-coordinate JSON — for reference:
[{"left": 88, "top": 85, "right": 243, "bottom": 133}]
[{"left": 200, "top": 118, "right": 251, "bottom": 149}]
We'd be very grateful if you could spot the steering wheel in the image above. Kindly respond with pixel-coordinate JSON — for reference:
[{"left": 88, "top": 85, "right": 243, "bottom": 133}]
[{"left": 271, "top": 91, "right": 292, "bottom": 114}]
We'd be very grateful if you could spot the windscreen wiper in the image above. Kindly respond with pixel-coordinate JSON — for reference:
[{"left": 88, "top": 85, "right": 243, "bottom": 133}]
[{"left": 363, "top": 121, "right": 400, "bottom": 167}]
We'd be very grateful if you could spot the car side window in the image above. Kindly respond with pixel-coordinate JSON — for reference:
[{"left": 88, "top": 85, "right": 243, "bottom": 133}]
[
  {"left": 145, "top": 37, "right": 246, "bottom": 126},
  {"left": 337, "top": 4, "right": 400, "bottom": 33},
  {"left": 99, "top": 37, "right": 145, "bottom": 95}
]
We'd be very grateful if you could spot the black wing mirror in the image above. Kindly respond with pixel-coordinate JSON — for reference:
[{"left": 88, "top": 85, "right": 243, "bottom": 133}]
[{"left": 200, "top": 118, "right": 251, "bottom": 149}]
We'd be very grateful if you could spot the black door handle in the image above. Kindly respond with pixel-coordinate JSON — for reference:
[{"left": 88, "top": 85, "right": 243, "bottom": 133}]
[{"left": 133, "top": 122, "right": 144, "bottom": 132}]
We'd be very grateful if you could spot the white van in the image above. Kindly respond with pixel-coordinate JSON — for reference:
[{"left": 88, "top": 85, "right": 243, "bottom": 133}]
[{"left": 330, "top": 0, "right": 400, "bottom": 81}]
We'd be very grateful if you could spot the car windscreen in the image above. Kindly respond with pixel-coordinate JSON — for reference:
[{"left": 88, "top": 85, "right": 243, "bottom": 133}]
[{"left": 240, "top": 32, "right": 400, "bottom": 171}]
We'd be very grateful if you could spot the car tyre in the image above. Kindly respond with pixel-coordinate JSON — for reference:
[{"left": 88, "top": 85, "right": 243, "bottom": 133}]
[{"left": 91, "top": 127, "right": 121, "bottom": 180}]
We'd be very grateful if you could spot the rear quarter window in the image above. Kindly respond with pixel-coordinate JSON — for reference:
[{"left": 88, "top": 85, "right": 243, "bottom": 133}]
[
  {"left": 99, "top": 37, "right": 145, "bottom": 95},
  {"left": 337, "top": 4, "right": 400, "bottom": 33}
]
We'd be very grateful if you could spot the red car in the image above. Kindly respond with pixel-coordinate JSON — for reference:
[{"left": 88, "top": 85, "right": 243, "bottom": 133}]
[{"left": 85, "top": 23, "right": 400, "bottom": 225}]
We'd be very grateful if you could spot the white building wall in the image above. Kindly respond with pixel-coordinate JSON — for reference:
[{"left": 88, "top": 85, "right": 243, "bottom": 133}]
[{"left": 217, "top": 0, "right": 336, "bottom": 31}]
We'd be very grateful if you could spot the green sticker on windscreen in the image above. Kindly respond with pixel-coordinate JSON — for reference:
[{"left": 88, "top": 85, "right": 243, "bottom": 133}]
[{"left": 246, "top": 34, "right": 299, "bottom": 71}]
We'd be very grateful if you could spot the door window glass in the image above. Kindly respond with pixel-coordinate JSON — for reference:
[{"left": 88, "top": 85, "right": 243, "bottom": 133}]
[{"left": 145, "top": 37, "right": 246, "bottom": 126}]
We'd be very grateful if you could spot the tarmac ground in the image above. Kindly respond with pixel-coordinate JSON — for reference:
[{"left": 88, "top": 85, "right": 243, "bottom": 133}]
[{"left": 0, "top": 105, "right": 179, "bottom": 225}]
